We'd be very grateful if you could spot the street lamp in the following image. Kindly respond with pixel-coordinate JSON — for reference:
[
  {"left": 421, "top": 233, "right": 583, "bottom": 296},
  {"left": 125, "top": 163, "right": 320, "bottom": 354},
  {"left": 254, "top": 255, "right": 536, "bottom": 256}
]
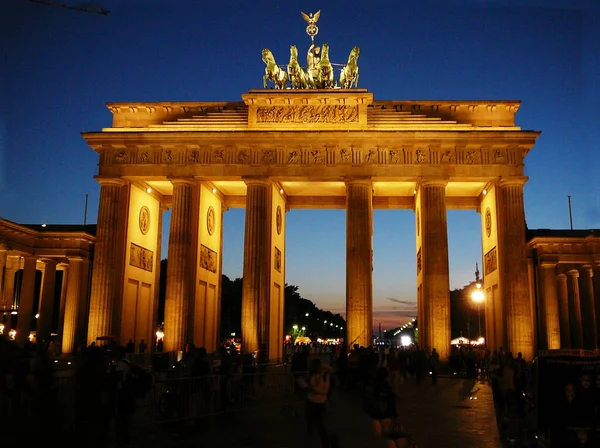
[{"left": 471, "top": 281, "right": 484, "bottom": 339}]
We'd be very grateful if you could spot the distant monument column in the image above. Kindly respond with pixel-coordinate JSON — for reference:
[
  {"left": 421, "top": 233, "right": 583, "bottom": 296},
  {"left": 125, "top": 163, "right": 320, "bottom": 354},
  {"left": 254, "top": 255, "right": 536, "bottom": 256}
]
[
  {"left": 241, "top": 179, "right": 273, "bottom": 355},
  {"left": 538, "top": 263, "right": 561, "bottom": 350},
  {"left": 497, "top": 178, "right": 534, "bottom": 360},
  {"left": 163, "top": 178, "right": 196, "bottom": 352},
  {"left": 416, "top": 179, "right": 450, "bottom": 361},
  {"left": 16, "top": 256, "right": 37, "bottom": 346},
  {"left": 37, "top": 259, "right": 58, "bottom": 343},
  {"left": 345, "top": 179, "right": 373, "bottom": 349},
  {"left": 87, "top": 178, "right": 124, "bottom": 344},
  {"left": 579, "top": 266, "right": 597, "bottom": 350},
  {"left": 566, "top": 269, "right": 583, "bottom": 349},
  {"left": 62, "top": 257, "right": 84, "bottom": 354},
  {"left": 556, "top": 273, "right": 571, "bottom": 348}
]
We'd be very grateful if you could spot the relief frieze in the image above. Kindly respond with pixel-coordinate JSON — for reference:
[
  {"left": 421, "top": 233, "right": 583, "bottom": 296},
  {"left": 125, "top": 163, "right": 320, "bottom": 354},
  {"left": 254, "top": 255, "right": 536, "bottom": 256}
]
[
  {"left": 237, "top": 149, "right": 250, "bottom": 163},
  {"left": 339, "top": 148, "right": 352, "bottom": 163},
  {"left": 274, "top": 247, "right": 282, "bottom": 272},
  {"left": 130, "top": 243, "right": 153, "bottom": 272},
  {"left": 162, "top": 149, "right": 174, "bottom": 164},
  {"left": 415, "top": 149, "right": 427, "bottom": 164},
  {"left": 311, "top": 150, "right": 324, "bottom": 164},
  {"left": 389, "top": 150, "right": 401, "bottom": 164},
  {"left": 188, "top": 150, "right": 200, "bottom": 163},
  {"left": 114, "top": 150, "right": 127, "bottom": 163},
  {"left": 256, "top": 105, "right": 359, "bottom": 124},
  {"left": 286, "top": 150, "right": 300, "bottom": 164},
  {"left": 440, "top": 149, "right": 454, "bottom": 164},
  {"left": 261, "top": 149, "right": 276, "bottom": 164},
  {"left": 364, "top": 150, "right": 377, "bottom": 164},
  {"left": 212, "top": 149, "right": 225, "bottom": 163},
  {"left": 139, "top": 151, "right": 150, "bottom": 163},
  {"left": 484, "top": 247, "right": 498, "bottom": 275},
  {"left": 200, "top": 244, "right": 218, "bottom": 273}
]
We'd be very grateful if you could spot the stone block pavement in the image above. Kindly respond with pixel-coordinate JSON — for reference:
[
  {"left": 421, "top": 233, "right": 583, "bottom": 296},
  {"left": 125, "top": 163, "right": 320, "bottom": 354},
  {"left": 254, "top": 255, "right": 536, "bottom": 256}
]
[{"left": 129, "top": 375, "right": 502, "bottom": 448}]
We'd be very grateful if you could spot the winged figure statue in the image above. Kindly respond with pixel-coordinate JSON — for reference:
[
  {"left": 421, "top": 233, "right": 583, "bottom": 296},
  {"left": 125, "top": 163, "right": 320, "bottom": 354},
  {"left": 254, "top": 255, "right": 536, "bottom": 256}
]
[{"left": 301, "top": 10, "right": 321, "bottom": 42}]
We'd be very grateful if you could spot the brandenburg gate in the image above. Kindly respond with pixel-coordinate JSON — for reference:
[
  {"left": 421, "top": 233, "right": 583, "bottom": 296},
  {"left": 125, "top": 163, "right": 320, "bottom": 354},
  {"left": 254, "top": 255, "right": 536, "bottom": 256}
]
[{"left": 82, "top": 87, "right": 539, "bottom": 362}]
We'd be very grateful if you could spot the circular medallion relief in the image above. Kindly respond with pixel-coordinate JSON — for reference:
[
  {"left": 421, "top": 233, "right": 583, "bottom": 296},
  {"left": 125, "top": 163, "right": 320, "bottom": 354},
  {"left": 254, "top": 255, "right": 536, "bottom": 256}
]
[
  {"left": 485, "top": 207, "right": 492, "bottom": 238},
  {"left": 139, "top": 206, "right": 150, "bottom": 235},
  {"left": 207, "top": 206, "right": 215, "bottom": 236},
  {"left": 416, "top": 209, "right": 420, "bottom": 237},
  {"left": 276, "top": 206, "right": 282, "bottom": 235}
]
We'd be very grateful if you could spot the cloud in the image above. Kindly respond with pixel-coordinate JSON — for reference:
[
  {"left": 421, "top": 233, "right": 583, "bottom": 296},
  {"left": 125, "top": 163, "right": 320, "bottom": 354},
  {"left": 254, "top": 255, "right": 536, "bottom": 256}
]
[{"left": 386, "top": 297, "right": 415, "bottom": 305}]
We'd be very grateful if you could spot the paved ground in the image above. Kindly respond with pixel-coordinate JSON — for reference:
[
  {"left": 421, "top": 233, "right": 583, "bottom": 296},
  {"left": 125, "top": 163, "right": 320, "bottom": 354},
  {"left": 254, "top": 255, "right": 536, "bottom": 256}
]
[{"left": 128, "top": 375, "right": 502, "bottom": 448}]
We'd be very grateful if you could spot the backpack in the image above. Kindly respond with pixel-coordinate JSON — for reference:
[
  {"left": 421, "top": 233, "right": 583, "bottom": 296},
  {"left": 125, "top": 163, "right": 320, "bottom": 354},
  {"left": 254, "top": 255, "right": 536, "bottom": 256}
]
[{"left": 129, "top": 363, "right": 153, "bottom": 398}]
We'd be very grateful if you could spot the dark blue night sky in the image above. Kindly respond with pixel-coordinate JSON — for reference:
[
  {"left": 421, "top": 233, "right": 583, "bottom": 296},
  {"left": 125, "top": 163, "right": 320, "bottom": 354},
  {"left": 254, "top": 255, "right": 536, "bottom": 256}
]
[{"left": 2, "top": 0, "right": 598, "bottom": 329}]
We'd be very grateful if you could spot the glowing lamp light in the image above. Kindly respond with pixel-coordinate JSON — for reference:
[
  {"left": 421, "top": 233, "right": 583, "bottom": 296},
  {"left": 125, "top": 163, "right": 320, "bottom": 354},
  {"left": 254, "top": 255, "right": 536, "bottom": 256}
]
[
  {"left": 212, "top": 188, "right": 217, "bottom": 194},
  {"left": 292, "top": 325, "right": 298, "bottom": 330},
  {"left": 0, "top": 324, "right": 4, "bottom": 334},
  {"left": 301, "top": 326, "right": 306, "bottom": 331},
  {"left": 41, "top": 224, "right": 47, "bottom": 227},
  {"left": 35, "top": 313, "right": 39, "bottom": 319},
  {"left": 413, "top": 189, "right": 417, "bottom": 195},
  {"left": 11, "top": 311, "right": 17, "bottom": 315},
  {"left": 483, "top": 189, "right": 487, "bottom": 195},
  {"left": 472, "top": 290, "right": 484, "bottom": 303},
  {"left": 8, "top": 329, "right": 16, "bottom": 340},
  {"left": 305, "top": 313, "right": 309, "bottom": 316},
  {"left": 156, "top": 330, "right": 165, "bottom": 341},
  {"left": 146, "top": 187, "right": 152, "bottom": 194},
  {"left": 280, "top": 189, "right": 284, "bottom": 194}
]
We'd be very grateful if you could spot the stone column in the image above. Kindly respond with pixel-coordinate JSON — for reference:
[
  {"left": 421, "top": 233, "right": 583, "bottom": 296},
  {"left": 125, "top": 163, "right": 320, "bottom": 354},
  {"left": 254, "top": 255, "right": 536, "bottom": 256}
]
[
  {"left": 419, "top": 180, "right": 451, "bottom": 361},
  {"left": 16, "top": 257, "right": 37, "bottom": 346},
  {"left": 62, "top": 257, "right": 83, "bottom": 354},
  {"left": 497, "top": 179, "right": 533, "bottom": 360},
  {"left": 57, "top": 264, "right": 69, "bottom": 344},
  {"left": 241, "top": 179, "right": 272, "bottom": 354},
  {"left": 87, "top": 179, "right": 124, "bottom": 344},
  {"left": 594, "top": 266, "right": 600, "bottom": 348},
  {"left": 538, "top": 264, "right": 561, "bottom": 350},
  {"left": 578, "top": 266, "right": 597, "bottom": 350},
  {"left": 566, "top": 269, "right": 583, "bottom": 349},
  {"left": 163, "top": 179, "right": 195, "bottom": 352},
  {"left": 556, "top": 273, "right": 571, "bottom": 348},
  {"left": 3, "top": 261, "right": 17, "bottom": 328},
  {"left": 37, "top": 259, "right": 58, "bottom": 344},
  {"left": 76, "top": 260, "right": 91, "bottom": 347},
  {"left": 0, "top": 248, "right": 6, "bottom": 309},
  {"left": 345, "top": 179, "right": 373, "bottom": 349}
]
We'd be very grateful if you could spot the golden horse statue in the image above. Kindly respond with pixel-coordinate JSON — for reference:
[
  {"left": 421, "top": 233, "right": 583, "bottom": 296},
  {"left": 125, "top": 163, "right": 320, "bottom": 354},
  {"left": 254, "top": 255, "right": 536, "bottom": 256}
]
[
  {"left": 315, "top": 42, "right": 334, "bottom": 89},
  {"left": 339, "top": 46, "right": 360, "bottom": 89},
  {"left": 262, "top": 48, "right": 288, "bottom": 89},
  {"left": 287, "top": 45, "right": 311, "bottom": 89}
]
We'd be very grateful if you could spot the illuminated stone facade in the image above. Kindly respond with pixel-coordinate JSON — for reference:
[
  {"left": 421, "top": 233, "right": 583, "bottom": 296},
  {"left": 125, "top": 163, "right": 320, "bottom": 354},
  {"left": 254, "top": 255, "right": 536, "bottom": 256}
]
[
  {"left": 0, "top": 219, "right": 94, "bottom": 351},
  {"left": 527, "top": 229, "right": 600, "bottom": 352},
  {"left": 79, "top": 89, "right": 541, "bottom": 361}
]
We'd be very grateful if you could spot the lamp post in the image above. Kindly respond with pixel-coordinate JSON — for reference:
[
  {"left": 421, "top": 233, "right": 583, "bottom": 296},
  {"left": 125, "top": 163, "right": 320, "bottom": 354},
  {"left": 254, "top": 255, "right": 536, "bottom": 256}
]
[{"left": 471, "top": 264, "right": 484, "bottom": 339}]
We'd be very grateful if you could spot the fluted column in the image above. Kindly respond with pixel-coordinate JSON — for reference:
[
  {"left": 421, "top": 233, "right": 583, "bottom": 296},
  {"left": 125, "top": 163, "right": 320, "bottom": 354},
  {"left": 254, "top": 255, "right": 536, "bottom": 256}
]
[
  {"left": 420, "top": 180, "right": 451, "bottom": 361},
  {"left": 0, "top": 249, "right": 6, "bottom": 309},
  {"left": 556, "top": 273, "right": 571, "bottom": 348},
  {"left": 566, "top": 269, "right": 583, "bottom": 349},
  {"left": 345, "top": 179, "right": 373, "bottom": 349},
  {"left": 87, "top": 179, "right": 124, "bottom": 344},
  {"left": 56, "top": 265, "right": 69, "bottom": 343},
  {"left": 61, "top": 257, "right": 83, "bottom": 354},
  {"left": 497, "top": 179, "right": 533, "bottom": 360},
  {"left": 593, "top": 267, "right": 600, "bottom": 348},
  {"left": 3, "top": 262, "right": 17, "bottom": 328},
  {"left": 579, "top": 266, "right": 597, "bottom": 350},
  {"left": 241, "top": 179, "right": 272, "bottom": 354},
  {"left": 538, "top": 264, "right": 561, "bottom": 350},
  {"left": 16, "top": 256, "right": 37, "bottom": 346},
  {"left": 163, "top": 179, "right": 195, "bottom": 353},
  {"left": 37, "top": 259, "right": 58, "bottom": 344}
]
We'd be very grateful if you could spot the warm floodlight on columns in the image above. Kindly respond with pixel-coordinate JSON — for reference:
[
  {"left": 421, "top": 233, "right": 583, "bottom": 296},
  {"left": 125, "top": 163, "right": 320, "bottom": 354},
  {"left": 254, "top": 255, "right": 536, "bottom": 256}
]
[
  {"left": 345, "top": 178, "right": 373, "bottom": 349},
  {"left": 415, "top": 178, "right": 451, "bottom": 361},
  {"left": 163, "top": 177, "right": 196, "bottom": 352},
  {"left": 87, "top": 178, "right": 125, "bottom": 345}
]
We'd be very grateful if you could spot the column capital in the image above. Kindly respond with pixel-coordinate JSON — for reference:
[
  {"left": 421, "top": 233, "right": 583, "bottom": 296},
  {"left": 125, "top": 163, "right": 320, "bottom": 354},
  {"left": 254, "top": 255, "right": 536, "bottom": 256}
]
[
  {"left": 419, "top": 178, "right": 448, "bottom": 188},
  {"left": 168, "top": 177, "right": 196, "bottom": 186},
  {"left": 95, "top": 177, "right": 125, "bottom": 187},
  {"left": 242, "top": 176, "right": 271, "bottom": 187},
  {"left": 557, "top": 272, "right": 567, "bottom": 281},
  {"left": 344, "top": 177, "right": 372, "bottom": 187},
  {"left": 580, "top": 265, "right": 594, "bottom": 277},
  {"left": 566, "top": 269, "right": 580, "bottom": 278},
  {"left": 41, "top": 258, "right": 59, "bottom": 267},
  {"left": 498, "top": 176, "right": 528, "bottom": 187},
  {"left": 540, "top": 262, "right": 557, "bottom": 269}
]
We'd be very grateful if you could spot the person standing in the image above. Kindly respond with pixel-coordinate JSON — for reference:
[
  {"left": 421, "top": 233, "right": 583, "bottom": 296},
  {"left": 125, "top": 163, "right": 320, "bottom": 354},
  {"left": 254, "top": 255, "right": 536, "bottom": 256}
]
[
  {"left": 429, "top": 348, "right": 440, "bottom": 385},
  {"left": 306, "top": 358, "right": 332, "bottom": 447}
]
